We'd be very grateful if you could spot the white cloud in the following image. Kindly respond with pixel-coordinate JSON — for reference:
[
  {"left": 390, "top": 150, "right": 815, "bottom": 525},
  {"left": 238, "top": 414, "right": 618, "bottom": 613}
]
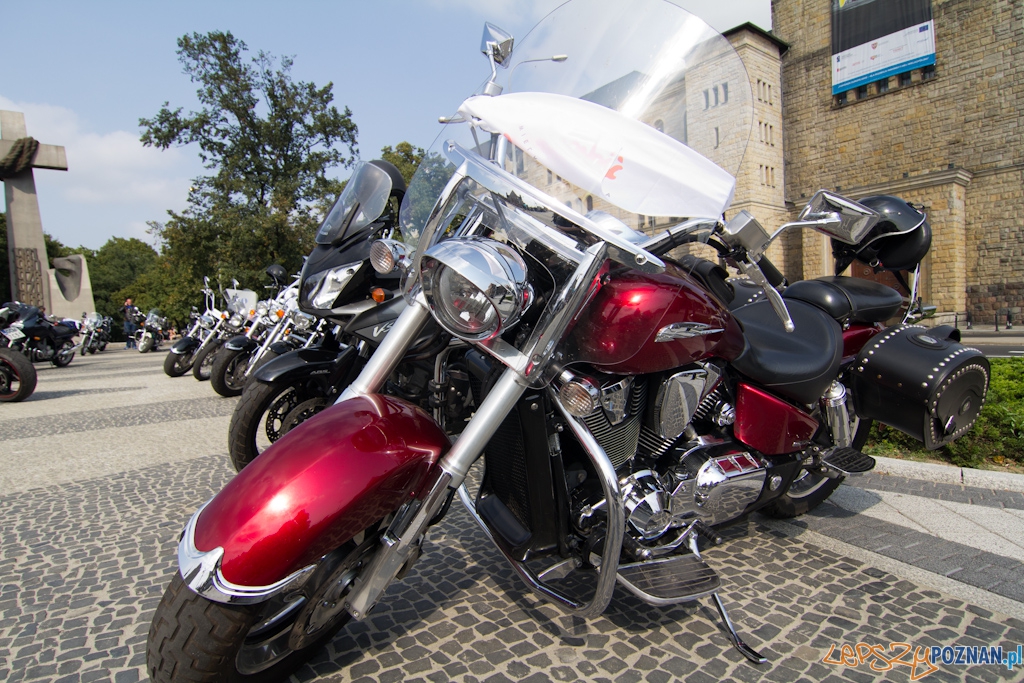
[{"left": 0, "top": 95, "right": 199, "bottom": 248}]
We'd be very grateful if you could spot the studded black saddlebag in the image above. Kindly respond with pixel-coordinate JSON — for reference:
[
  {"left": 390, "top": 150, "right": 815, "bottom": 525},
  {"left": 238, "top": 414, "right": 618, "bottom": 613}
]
[{"left": 850, "top": 324, "right": 989, "bottom": 450}]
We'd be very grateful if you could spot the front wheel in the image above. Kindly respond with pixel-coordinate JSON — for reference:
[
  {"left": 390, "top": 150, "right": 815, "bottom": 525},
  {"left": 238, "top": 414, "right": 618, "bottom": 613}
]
[
  {"left": 761, "top": 419, "right": 872, "bottom": 519},
  {"left": 228, "top": 380, "right": 329, "bottom": 471},
  {"left": 164, "top": 349, "right": 196, "bottom": 377},
  {"left": 139, "top": 334, "right": 154, "bottom": 353},
  {"left": 211, "top": 347, "right": 253, "bottom": 397},
  {"left": 52, "top": 340, "right": 75, "bottom": 367},
  {"left": 0, "top": 348, "right": 37, "bottom": 402},
  {"left": 147, "top": 528, "right": 380, "bottom": 683},
  {"left": 192, "top": 341, "right": 222, "bottom": 381}
]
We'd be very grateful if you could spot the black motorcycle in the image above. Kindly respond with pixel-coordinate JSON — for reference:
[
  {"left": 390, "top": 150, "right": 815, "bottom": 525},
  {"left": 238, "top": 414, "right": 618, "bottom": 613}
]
[
  {"left": 135, "top": 309, "right": 167, "bottom": 353},
  {"left": 0, "top": 346, "right": 37, "bottom": 402},
  {"left": 0, "top": 302, "right": 79, "bottom": 367},
  {"left": 227, "top": 160, "right": 443, "bottom": 470}
]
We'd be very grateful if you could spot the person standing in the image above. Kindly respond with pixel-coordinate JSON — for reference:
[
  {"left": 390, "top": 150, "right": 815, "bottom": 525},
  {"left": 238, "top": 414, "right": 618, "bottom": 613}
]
[{"left": 122, "top": 298, "right": 138, "bottom": 349}]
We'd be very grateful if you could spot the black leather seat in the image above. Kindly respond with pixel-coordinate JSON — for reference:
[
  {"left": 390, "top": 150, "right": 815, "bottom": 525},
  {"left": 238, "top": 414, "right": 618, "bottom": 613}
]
[
  {"left": 783, "top": 276, "right": 902, "bottom": 324},
  {"left": 732, "top": 299, "right": 843, "bottom": 406}
]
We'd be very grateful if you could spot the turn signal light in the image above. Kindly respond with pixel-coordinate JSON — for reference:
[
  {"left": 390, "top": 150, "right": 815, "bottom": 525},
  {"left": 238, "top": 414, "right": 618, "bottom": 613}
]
[
  {"left": 371, "top": 288, "right": 387, "bottom": 303},
  {"left": 558, "top": 374, "right": 601, "bottom": 417}
]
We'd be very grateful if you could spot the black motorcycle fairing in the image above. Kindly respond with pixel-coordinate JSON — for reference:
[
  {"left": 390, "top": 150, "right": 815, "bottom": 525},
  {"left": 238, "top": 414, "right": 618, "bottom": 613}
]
[
  {"left": 269, "top": 341, "right": 299, "bottom": 355},
  {"left": 224, "top": 335, "right": 258, "bottom": 353},
  {"left": 170, "top": 336, "right": 201, "bottom": 354},
  {"left": 251, "top": 344, "right": 359, "bottom": 392},
  {"left": 344, "top": 296, "right": 439, "bottom": 350},
  {"left": 731, "top": 300, "right": 844, "bottom": 406}
]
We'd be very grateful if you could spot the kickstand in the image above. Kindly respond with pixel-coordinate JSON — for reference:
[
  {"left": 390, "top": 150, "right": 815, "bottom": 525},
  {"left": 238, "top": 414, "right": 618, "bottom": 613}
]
[
  {"left": 686, "top": 533, "right": 767, "bottom": 665},
  {"left": 710, "top": 593, "right": 768, "bottom": 665}
]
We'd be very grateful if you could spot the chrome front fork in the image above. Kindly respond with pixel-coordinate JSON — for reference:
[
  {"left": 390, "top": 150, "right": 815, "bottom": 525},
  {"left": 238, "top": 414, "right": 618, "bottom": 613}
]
[{"left": 338, "top": 292, "right": 532, "bottom": 618}]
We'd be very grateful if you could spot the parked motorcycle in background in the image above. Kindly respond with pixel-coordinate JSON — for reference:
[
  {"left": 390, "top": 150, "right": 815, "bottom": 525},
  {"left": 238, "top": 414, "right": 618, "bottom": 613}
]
[
  {"left": 136, "top": 309, "right": 168, "bottom": 353},
  {"left": 79, "top": 313, "right": 110, "bottom": 354},
  {"left": 164, "top": 279, "right": 220, "bottom": 377},
  {"left": 226, "top": 160, "right": 445, "bottom": 470},
  {"left": 0, "top": 301, "right": 79, "bottom": 367},
  {"left": 147, "top": 4, "right": 991, "bottom": 681},
  {"left": 0, "top": 346, "right": 37, "bottom": 402},
  {"left": 211, "top": 269, "right": 323, "bottom": 398},
  {"left": 192, "top": 283, "right": 258, "bottom": 381}
]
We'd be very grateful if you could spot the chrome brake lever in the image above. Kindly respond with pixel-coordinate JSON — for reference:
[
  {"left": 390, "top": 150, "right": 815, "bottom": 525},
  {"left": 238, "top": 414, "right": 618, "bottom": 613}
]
[{"left": 739, "top": 258, "right": 794, "bottom": 333}]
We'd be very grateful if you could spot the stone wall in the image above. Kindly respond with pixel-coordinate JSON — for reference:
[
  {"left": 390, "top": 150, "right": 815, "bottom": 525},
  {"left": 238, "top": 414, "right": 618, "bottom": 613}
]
[{"left": 772, "top": 0, "right": 1024, "bottom": 320}]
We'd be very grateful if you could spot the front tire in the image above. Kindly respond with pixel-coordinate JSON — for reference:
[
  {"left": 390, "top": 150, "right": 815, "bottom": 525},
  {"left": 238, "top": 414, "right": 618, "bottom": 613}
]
[
  {"left": 228, "top": 380, "right": 328, "bottom": 471},
  {"left": 139, "top": 335, "right": 154, "bottom": 353},
  {"left": 164, "top": 349, "right": 196, "bottom": 377},
  {"left": 192, "top": 341, "right": 222, "bottom": 381},
  {"left": 211, "top": 347, "right": 253, "bottom": 397},
  {"left": 0, "top": 348, "right": 37, "bottom": 402},
  {"left": 147, "top": 529, "right": 380, "bottom": 683},
  {"left": 761, "top": 420, "right": 872, "bottom": 519}
]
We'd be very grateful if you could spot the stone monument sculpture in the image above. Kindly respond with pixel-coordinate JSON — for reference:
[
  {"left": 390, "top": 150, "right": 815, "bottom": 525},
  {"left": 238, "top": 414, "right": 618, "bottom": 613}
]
[{"left": 1, "top": 110, "right": 96, "bottom": 318}]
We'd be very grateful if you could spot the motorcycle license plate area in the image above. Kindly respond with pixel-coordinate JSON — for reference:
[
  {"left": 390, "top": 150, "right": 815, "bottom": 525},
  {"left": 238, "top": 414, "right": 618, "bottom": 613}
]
[{"left": 2, "top": 328, "right": 25, "bottom": 341}]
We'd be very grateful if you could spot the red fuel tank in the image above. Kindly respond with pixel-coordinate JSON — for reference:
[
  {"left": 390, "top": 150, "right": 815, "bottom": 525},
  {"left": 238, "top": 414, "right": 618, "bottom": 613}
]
[{"left": 569, "top": 263, "right": 745, "bottom": 374}]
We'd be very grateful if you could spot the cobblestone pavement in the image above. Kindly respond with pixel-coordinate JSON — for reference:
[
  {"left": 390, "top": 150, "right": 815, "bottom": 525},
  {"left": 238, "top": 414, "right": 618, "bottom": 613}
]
[{"left": 1, "top": 349, "right": 1023, "bottom": 682}]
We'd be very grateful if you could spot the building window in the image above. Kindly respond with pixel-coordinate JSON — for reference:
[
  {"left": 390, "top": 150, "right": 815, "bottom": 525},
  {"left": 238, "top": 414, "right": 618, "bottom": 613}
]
[
  {"left": 586, "top": 195, "right": 593, "bottom": 212},
  {"left": 922, "top": 64, "right": 936, "bottom": 81},
  {"left": 855, "top": 85, "right": 868, "bottom": 100},
  {"left": 898, "top": 71, "right": 912, "bottom": 87},
  {"left": 877, "top": 78, "right": 889, "bottom": 94},
  {"left": 703, "top": 90, "right": 710, "bottom": 110},
  {"left": 547, "top": 170, "right": 552, "bottom": 184},
  {"left": 835, "top": 91, "right": 848, "bottom": 106},
  {"left": 638, "top": 215, "right": 646, "bottom": 229},
  {"left": 515, "top": 148, "right": 525, "bottom": 174},
  {"left": 721, "top": 83, "right": 728, "bottom": 104},
  {"left": 713, "top": 127, "right": 720, "bottom": 149}
]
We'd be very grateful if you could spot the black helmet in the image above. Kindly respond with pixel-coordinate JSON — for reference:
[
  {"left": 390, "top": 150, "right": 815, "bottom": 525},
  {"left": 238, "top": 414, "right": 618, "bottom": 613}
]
[{"left": 833, "top": 195, "right": 931, "bottom": 273}]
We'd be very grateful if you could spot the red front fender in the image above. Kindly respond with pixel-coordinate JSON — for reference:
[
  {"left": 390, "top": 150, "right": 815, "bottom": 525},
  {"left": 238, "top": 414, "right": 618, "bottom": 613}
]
[{"left": 194, "top": 395, "right": 449, "bottom": 586}]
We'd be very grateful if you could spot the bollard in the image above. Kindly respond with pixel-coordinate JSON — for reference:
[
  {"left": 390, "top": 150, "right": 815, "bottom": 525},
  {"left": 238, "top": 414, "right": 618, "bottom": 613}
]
[
  {"left": 966, "top": 311, "right": 972, "bottom": 330},
  {"left": 1008, "top": 311, "right": 1014, "bottom": 330}
]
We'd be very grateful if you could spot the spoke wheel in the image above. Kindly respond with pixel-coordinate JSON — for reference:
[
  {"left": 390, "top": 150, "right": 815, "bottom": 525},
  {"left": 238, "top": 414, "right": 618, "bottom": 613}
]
[
  {"left": 192, "top": 341, "right": 222, "bottom": 381},
  {"left": 228, "top": 381, "right": 314, "bottom": 471},
  {"left": 163, "top": 349, "right": 196, "bottom": 377},
  {"left": 211, "top": 348, "right": 253, "bottom": 397}
]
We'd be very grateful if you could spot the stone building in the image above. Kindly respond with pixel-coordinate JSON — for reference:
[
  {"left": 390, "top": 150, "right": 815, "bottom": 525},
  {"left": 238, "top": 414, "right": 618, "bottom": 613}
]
[{"left": 769, "top": 0, "right": 1023, "bottom": 326}]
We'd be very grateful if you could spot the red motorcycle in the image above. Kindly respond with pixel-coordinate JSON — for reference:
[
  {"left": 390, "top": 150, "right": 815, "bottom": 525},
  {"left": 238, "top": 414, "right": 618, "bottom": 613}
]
[{"left": 147, "top": 2, "right": 989, "bottom": 680}]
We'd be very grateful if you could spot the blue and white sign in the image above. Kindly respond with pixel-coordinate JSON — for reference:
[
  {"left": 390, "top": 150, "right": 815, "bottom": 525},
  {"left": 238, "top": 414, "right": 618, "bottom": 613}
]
[{"left": 831, "top": 0, "right": 935, "bottom": 95}]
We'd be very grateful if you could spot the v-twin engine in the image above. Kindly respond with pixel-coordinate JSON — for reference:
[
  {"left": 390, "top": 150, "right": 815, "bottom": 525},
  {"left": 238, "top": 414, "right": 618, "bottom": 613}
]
[{"left": 575, "top": 438, "right": 769, "bottom": 558}]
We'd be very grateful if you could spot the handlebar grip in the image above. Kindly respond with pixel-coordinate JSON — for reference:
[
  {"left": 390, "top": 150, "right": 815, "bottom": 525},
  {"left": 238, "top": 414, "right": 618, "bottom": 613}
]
[{"left": 758, "top": 256, "right": 787, "bottom": 288}]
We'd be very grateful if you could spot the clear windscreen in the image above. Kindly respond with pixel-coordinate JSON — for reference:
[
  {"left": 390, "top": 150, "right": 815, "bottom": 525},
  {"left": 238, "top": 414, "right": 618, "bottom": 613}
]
[{"left": 400, "top": 0, "right": 753, "bottom": 247}]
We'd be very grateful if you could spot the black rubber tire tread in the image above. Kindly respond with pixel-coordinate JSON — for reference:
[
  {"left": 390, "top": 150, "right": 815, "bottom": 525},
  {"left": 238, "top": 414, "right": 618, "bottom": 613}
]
[
  {"left": 164, "top": 349, "right": 195, "bottom": 377},
  {"left": 0, "top": 348, "right": 37, "bottom": 402},
  {"left": 192, "top": 341, "right": 222, "bottom": 381},
  {"left": 228, "top": 380, "right": 298, "bottom": 472},
  {"left": 147, "top": 572, "right": 343, "bottom": 683},
  {"left": 761, "top": 420, "right": 872, "bottom": 519},
  {"left": 52, "top": 341, "right": 75, "bottom": 367},
  {"left": 211, "top": 347, "right": 251, "bottom": 397}
]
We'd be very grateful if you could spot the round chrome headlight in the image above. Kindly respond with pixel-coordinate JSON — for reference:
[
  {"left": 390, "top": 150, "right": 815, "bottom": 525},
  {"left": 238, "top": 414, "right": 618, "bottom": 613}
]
[
  {"left": 292, "top": 312, "right": 314, "bottom": 331},
  {"left": 200, "top": 314, "right": 216, "bottom": 329},
  {"left": 228, "top": 313, "right": 244, "bottom": 328},
  {"left": 255, "top": 302, "right": 269, "bottom": 317},
  {"left": 420, "top": 238, "right": 532, "bottom": 342}
]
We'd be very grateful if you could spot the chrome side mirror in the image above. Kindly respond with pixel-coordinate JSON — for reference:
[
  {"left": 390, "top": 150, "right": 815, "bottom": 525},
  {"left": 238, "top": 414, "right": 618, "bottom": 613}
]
[
  {"left": 481, "top": 23, "right": 514, "bottom": 66},
  {"left": 797, "top": 190, "right": 880, "bottom": 244}
]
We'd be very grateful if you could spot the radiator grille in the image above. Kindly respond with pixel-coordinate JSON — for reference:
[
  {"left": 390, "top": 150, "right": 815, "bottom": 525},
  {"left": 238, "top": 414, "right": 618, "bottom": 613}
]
[{"left": 484, "top": 412, "right": 532, "bottom": 531}]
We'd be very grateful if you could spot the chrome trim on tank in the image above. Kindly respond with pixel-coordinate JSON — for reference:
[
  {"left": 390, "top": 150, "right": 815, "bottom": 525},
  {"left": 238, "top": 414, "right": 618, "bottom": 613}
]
[
  {"left": 655, "top": 322, "right": 724, "bottom": 342},
  {"left": 177, "top": 502, "right": 315, "bottom": 605}
]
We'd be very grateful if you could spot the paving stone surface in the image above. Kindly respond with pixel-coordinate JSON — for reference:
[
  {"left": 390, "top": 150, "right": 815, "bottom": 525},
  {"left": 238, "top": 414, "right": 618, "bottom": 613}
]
[{"left": 1, "top": 350, "right": 1022, "bottom": 683}]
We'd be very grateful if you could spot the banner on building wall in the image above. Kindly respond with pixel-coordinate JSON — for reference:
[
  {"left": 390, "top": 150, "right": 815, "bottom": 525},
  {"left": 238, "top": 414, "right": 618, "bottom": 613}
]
[{"left": 831, "top": 0, "right": 935, "bottom": 95}]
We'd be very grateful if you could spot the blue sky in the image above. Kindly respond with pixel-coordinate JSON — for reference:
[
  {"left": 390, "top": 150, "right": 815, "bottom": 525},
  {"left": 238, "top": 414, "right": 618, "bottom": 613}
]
[{"left": 0, "top": 0, "right": 771, "bottom": 250}]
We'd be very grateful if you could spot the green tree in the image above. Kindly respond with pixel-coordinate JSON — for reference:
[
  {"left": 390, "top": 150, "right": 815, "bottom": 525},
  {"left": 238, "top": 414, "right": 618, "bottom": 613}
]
[
  {"left": 88, "top": 237, "right": 159, "bottom": 319},
  {"left": 140, "top": 30, "right": 358, "bottom": 290},
  {"left": 380, "top": 142, "right": 425, "bottom": 186}
]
